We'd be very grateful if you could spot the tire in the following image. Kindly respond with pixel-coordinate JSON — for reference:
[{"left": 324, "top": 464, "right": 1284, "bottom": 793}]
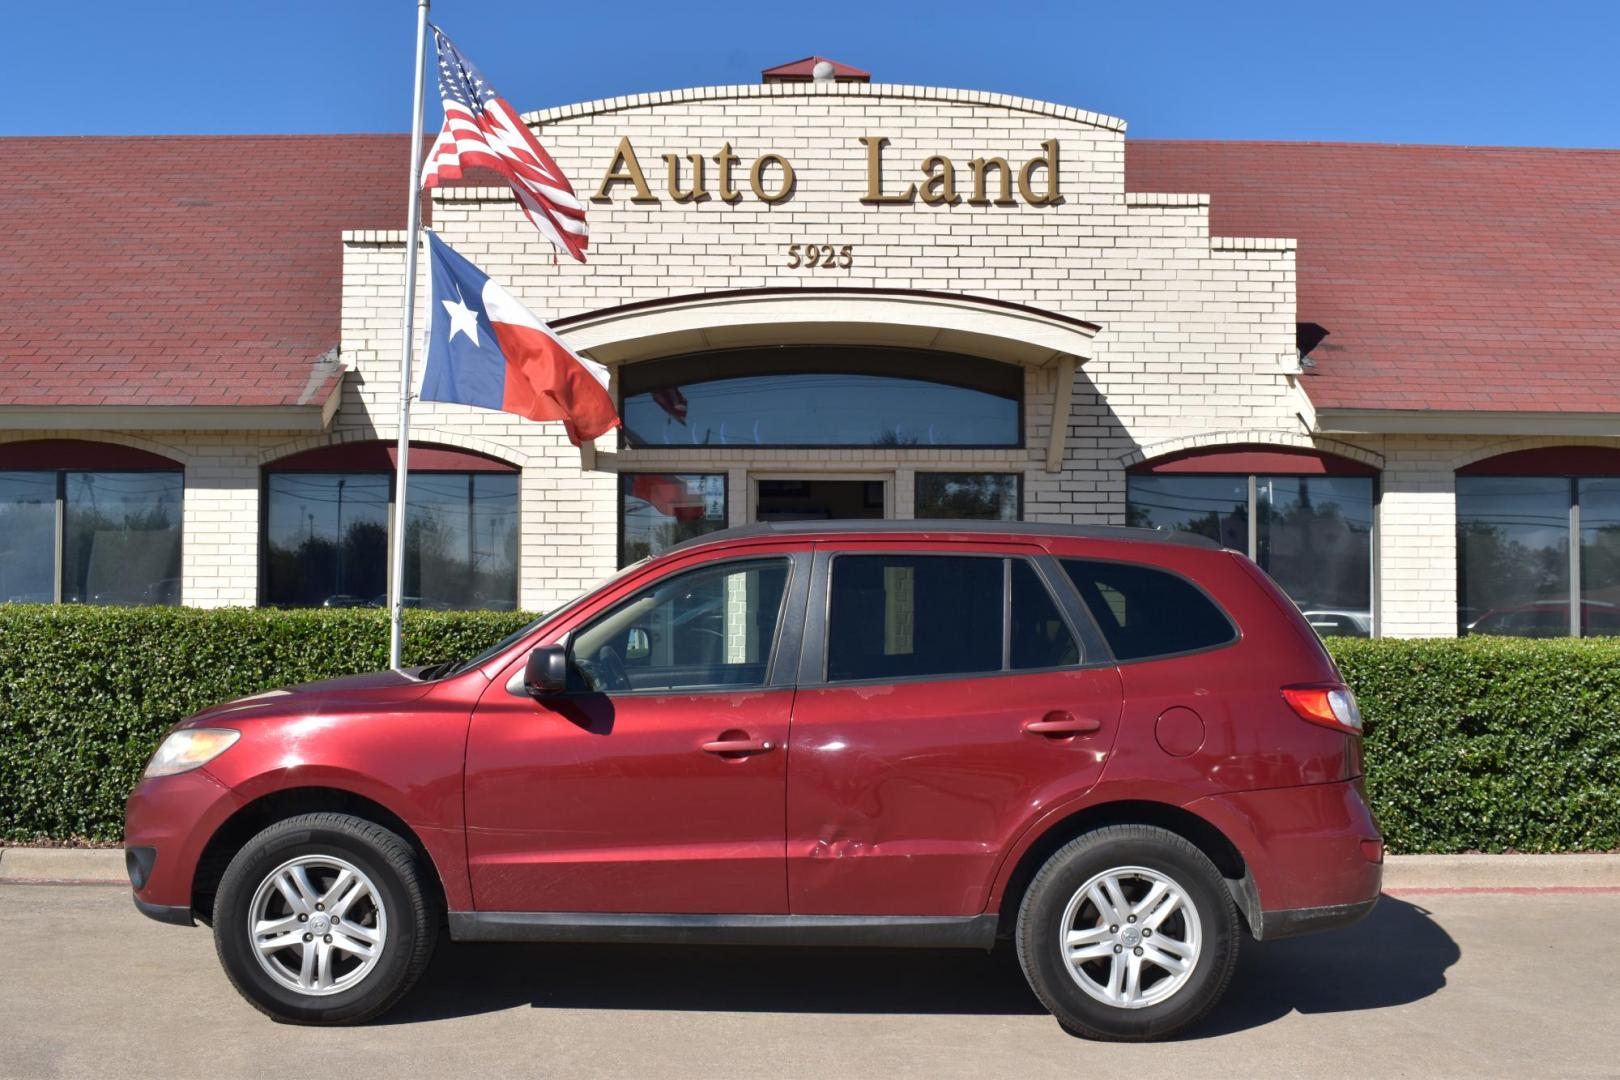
[
  {"left": 1015, "top": 824, "right": 1240, "bottom": 1041},
  {"left": 212, "top": 812, "right": 438, "bottom": 1024}
]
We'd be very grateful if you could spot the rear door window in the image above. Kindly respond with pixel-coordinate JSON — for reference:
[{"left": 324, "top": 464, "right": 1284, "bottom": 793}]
[
  {"left": 824, "top": 554, "right": 1082, "bottom": 681},
  {"left": 1061, "top": 558, "right": 1236, "bottom": 661},
  {"left": 826, "top": 555, "right": 1003, "bottom": 681}
]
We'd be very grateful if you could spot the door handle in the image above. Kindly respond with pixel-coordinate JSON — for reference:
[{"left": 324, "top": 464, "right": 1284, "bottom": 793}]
[
  {"left": 1023, "top": 712, "right": 1102, "bottom": 737},
  {"left": 701, "top": 736, "right": 777, "bottom": 756}
]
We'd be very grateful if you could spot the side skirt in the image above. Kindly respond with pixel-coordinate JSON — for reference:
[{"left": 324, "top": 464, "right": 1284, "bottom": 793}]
[{"left": 448, "top": 911, "right": 1000, "bottom": 950}]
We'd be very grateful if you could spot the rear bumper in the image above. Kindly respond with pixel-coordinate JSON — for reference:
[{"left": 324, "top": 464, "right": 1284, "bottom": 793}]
[
  {"left": 1188, "top": 777, "right": 1383, "bottom": 938},
  {"left": 1260, "top": 896, "right": 1378, "bottom": 940}
]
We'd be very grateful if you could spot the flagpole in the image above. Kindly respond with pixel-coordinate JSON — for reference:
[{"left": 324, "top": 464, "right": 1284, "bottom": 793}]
[{"left": 389, "top": 0, "right": 431, "bottom": 671}]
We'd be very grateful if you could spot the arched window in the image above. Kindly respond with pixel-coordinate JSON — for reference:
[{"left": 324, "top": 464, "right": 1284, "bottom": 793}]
[
  {"left": 619, "top": 346, "right": 1024, "bottom": 449},
  {"left": 0, "top": 439, "right": 183, "bottom": 605},
  {"left": 1456, "top": 447, "right": 1620, "bottom": 637},
  {"left": 1126, "top": 446, "right": 1378, "bottom": 637},
  {"left": 261, "top": 442, "right": 519, "bottom": 610}
]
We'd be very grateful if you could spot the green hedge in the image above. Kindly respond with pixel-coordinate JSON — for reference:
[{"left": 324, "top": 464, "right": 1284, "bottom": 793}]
[
  {"left": 1332, "top": 636, "right": 1620, "bottom": 854},
  {"left": 2, "top": 607, "right": 1618, "bottom": 852},
  {"left": 0, "top": 606, "right": 533, "bottom": 843}
]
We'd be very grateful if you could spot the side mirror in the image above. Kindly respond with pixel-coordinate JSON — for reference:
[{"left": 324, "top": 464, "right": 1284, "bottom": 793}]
[
  {"left": 523, "top": 645, "right": 569, "bottom": 698},
  {"left": 624, "top": 626, "right": 650, "bottom": 662}
]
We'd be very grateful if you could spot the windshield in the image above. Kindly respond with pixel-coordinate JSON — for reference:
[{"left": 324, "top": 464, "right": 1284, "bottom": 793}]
[{"left": 439, "top": 557, "right": 653, "bottom": 677}]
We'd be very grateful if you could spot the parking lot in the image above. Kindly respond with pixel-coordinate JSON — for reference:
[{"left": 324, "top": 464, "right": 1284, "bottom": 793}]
[{"left": 4, "top": 882, "right": 1618, "bottom": 1079}]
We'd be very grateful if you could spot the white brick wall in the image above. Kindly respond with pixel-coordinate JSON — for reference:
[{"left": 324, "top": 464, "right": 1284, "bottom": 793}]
[{"left": 337, "top": 85, "right": 1309, "bottom": 611}]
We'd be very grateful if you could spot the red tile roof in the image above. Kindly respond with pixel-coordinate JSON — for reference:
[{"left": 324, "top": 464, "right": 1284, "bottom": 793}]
[
  {"left": 1127, "top": 140, "right": 1620, "bottom": 414},
  {"left": 2, "top": 133, "right": 1615, "bottom": 417},
  {"left": 0, "top": 134, "right": 409, "bottom": 409}
]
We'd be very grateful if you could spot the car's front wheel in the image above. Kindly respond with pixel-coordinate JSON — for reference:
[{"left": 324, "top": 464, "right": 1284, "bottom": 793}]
[
  {"left": 1015, "top": 824, "right": 1240, "bottom": 1040},
  {"left": 212, "top": 812, "right": 437, "bottom": 1024}
]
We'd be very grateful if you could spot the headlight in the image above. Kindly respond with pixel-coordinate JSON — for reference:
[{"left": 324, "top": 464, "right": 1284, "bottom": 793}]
[{"left": 143, "top": 728, "right": 240, "bottom": 778}]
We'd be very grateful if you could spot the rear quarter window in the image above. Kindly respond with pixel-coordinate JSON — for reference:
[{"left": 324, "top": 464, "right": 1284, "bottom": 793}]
[{"left": 1061, "top": 558, "right": 1237, "bottom": 662}]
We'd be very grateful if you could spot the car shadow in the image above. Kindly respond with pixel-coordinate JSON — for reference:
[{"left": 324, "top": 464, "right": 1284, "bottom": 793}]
[{"left": 383, "top": 895, "right": 1458, "bottom": 1035}]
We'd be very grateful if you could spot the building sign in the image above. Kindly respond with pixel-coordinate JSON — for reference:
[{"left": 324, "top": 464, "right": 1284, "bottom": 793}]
[{"left": 591, "top": 136, "right": 1062, "bottom": 207}]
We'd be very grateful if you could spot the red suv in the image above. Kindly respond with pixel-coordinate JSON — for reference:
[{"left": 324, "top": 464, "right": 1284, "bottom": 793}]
[{"left": 125, "top": 521, "right": 1381, "bottom": 1040}]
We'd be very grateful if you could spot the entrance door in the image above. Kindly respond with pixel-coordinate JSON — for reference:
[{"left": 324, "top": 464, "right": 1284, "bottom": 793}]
[{"left": 756, "top": 478, "right": 885, "bottom": 521}]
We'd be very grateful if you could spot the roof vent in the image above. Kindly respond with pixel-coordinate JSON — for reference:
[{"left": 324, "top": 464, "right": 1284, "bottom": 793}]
[{"left": 761, "top": 56, "right": 871, "bottom": 84}]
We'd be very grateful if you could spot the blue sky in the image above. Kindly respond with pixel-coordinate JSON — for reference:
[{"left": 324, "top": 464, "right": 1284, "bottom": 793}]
[{"left": 14, "top": 0, "right": 1619, "bottom": 145}]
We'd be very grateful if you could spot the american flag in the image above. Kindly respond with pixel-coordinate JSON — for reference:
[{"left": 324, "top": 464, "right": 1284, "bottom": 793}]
[{"left": 420, "top": 26, "right": 589, "bottom": 263}]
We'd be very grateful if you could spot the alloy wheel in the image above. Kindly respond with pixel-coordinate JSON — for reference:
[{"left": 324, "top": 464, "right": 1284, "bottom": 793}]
[
  {"left": 247, "top": 855, "right": 388, "bottom": 997},
  {"left": 1058, "top": 864, "right": 1201, "bottom": 1009}
]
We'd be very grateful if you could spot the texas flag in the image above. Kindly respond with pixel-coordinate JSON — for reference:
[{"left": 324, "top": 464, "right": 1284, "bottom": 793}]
[{"left": 421, "top": 231, "right": 618, "bottom": 445}]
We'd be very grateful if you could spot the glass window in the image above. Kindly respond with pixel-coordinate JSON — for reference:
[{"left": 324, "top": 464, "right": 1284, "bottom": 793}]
[
  {"left": 1126, "top": 473, "right": 1375, "bottom": 637},
  {"left": 1457, "top": 477, "right": 1571, "bottom": 637},
  {"left": 1579, "top": 479, "right": 1620, "bottom": 636},
  {"left": 1257, "top": 476, "right": 1373, "bottom": 632},
  {"left": 620, "top": 473, "right": 727, "bottom": 566},
  {"left": 1010, "top": 560, "right": 1080, "bottom": 669},
  {"left": 0, "top": 469, "right": 182, "bottom": 605},
  {"left": 570, "top": 558, "right": 789, "bottom": 693},
  {"left": 63, "top": 472, "right": 182, "bottom": 605},
  {"left": 826, "top": 555, "right": 1003, "bottom": 682},
  {"left": 1062, "top": 559, "right": 1236, "bottom": 662},
  {"left": 0, "top": 472, "right": 57, "bottom": 603},
  {"left": 264, "top": 472, "right": 517, "bottom": 610},
  {"left": 915, "top": 473, "right": 1021, "bottom": 520},
  {"left": 620, "top": 347, "right": 1022, "bottom": 449},
  {"left": 405, "top": 473, "right": 519, "bottom": 610}
]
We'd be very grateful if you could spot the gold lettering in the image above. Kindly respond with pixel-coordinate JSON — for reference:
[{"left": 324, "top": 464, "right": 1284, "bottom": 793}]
[
  {"left": 749, "top": 153, "right": 796, "bottom": 204},
  {"left": 919, "top": 155, "right": 958, "bottom": 206},
  {"left": 593, "top": 136, "right": 658, "bottom": 203},
  {"left": 713, "top": 142, "right": 742, "bottom": 202},
  {"left": 967, "top": 157, "right": 1015, "bottom": 205},
  {"left": 859, "top": 136, "right": 915, "bottom": 204},
  {"left": 663, "top": 152, "right": 709, "bottom": 202},
  {"left": 1017, "top": 139, "right": 1062, "bottom": 206}
]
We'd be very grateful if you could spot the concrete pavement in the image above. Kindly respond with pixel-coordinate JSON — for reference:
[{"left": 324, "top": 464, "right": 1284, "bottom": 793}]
[{"left": 3, "top": 881, "right": 1619, "bottom": 1079}]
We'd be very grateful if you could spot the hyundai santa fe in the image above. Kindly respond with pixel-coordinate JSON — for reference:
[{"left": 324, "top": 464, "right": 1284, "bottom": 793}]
[{"left": 125, "top": 520, "right": 1381, "bottom": 1040}]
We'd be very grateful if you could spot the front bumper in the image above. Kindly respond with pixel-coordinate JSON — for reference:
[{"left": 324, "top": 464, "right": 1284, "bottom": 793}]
[
  {"left": 1189, "top": 777, "right": 1383, "bottom": 939},
  {"left": 123, "top": 766, "right": 244, "bottom": 924}
]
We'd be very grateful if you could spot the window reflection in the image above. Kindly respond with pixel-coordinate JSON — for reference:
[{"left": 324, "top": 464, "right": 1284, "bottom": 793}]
[
  {"left": 264, "top": 472, "right": 517, "bottom": 610},
  {"left": 1457, "top": 477, "right": 1571, "bottom": 637},
  {"left": 620, "top": 473, "right": 727, "bottom": 566},
  {"left": 1125, "top": 475, "right": 1249, "bottom": 550},
  {"left": 620, "top": 348, "right": 1023, "bottom": 449},
  {"left": 63, "top": 472, "right": 183, "bottom": 605},
  {"left": 0, "top": 472, "right": 57, "bottom": 603},
  {"left": 915, "top": 473, "right": 1020, "bottom": 520},
  {"left": 1579, "top": 479, "right": 1620, "bottom": 636}
]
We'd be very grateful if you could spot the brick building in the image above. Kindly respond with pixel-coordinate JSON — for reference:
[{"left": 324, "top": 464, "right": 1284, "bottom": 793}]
[{"left": 4, "top": 62, "right": 1619, "bottom": 638}]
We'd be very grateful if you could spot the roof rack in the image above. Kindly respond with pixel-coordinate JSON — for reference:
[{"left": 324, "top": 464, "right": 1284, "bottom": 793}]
[{"left": 665, "top": 518, "right": 1224, "bottom": 555}]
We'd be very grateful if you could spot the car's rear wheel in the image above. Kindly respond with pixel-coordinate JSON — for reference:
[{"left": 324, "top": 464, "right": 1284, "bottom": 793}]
[
  {"left": 1015, "top": 824, "right": 1239, "bottom": 1040},
  {"left": 212, "top": 812, "right": 437, "bottom": 1024}
]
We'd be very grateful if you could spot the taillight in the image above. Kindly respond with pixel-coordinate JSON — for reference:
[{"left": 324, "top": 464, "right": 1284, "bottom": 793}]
[{"left": 1282, "top": 684, "right": 1363, "bottom": 734}]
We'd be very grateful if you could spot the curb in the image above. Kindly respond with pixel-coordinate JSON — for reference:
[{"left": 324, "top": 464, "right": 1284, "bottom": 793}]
[
  {"left": 0, "top": 847, "right": 126, "bottom": 885},
  {"left": 5, "top": 847, "right": 1620, "bottom": 890}
]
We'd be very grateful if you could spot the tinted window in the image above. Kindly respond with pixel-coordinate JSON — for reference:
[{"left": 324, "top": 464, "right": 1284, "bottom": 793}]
[
  {"left": 620, "top": 347, "right": 1022, "bottom": 449},
  {"left": 915, "top": 473, "right": 1020, "bottom": 520},
  {"left": 827, "top": 555, "right": 1003, "bottom": 681},
  {"left": 620, "top": 473, "right": 727, "bottom": 565},
  {"left": 1010, "top": 560, "right": 1080, "bottom": 669},
  {"left": 264, "top": 471, "right": 518, "bottom": 610},
  {"left": 0, "top": 472, "right": 57, "bottom": 603},
  {"left": 63, "top": 472, "right": 183, "bottom": 605},
  {"left": 1062, "top": 559, "right": 1236, "bottom": 661},
  {"left": 1456, "top": 476, "right": 1570, "bottom": 636},
  {"left": 571, "top": 559, "right": 789, "bottom": 693}
]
